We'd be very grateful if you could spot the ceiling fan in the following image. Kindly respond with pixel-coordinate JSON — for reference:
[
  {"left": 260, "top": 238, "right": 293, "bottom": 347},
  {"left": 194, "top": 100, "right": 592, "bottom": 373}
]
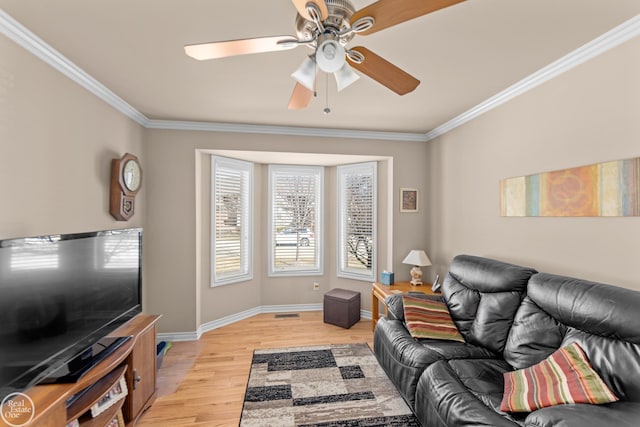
[{"left": 184, "top": 0, "right": 465, "bottom": 110}]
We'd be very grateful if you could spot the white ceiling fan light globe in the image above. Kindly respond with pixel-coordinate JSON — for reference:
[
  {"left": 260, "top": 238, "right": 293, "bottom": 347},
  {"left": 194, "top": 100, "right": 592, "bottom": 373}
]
[
  {"left": 315, "top": 39, "right": 345, "bottom": 73},
  {"left": 291, "top": 56, "right": 317, "bottom": 91},
  {"left": 334, "top": 63, "right": 360, "bottom": 92}
]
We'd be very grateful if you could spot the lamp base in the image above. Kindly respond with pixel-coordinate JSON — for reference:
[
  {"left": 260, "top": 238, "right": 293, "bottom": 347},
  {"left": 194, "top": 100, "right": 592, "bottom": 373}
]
[{"left": 410, "top": 265, "right": 423, "bottom": 286}]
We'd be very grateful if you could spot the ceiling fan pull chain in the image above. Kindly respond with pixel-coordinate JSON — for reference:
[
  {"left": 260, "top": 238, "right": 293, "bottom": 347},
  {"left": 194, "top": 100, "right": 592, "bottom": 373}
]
[
  {"left": 314, "top": 61, "right": 319, "bottom": 98},
  {"left": 323, "top": 72, "right": 331, "bottom": 114}
]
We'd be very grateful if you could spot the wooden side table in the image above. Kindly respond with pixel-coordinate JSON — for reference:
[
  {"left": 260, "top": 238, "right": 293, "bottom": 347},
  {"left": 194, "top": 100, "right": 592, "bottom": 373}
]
[{"left": 371, "top": 281, "right": 436, "bottom": 331}]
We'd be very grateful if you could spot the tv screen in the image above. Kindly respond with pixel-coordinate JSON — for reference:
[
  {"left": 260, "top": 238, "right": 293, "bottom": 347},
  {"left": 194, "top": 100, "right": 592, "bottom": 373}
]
[{"left": 0, "top": 228, "right": 142, "bottom": 396}]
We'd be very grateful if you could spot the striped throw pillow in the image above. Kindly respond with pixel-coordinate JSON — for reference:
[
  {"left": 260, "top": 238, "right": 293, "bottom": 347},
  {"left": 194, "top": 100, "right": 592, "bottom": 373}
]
[
  {"left": 402, "top": 295, "right": 464, "bottom": 342},
  {"left": 501, "top": 342, "right": 618, "bottom": 413}
]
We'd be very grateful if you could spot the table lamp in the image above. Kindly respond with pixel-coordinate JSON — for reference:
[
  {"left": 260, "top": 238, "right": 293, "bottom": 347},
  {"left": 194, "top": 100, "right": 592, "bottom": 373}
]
[{"left": 402, "top": 250, "right": 432, "bottom": 285}]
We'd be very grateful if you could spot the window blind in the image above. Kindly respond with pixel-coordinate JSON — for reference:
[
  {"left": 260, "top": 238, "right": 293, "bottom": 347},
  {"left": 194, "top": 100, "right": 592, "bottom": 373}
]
[
  {"left": 211, "top": 156, "right": 252, "bottom": 286},
  {"left": 337, "top": 162, "right": 376, "bottom": 281},
  {"left": 269, "top": 165, "right": 323, "bottom": 276}
]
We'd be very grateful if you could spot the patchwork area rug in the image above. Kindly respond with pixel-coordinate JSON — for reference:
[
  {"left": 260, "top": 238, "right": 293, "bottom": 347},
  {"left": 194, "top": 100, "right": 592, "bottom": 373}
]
[{"left": 240, "top": 343, "right": 420, "bottom": 426}]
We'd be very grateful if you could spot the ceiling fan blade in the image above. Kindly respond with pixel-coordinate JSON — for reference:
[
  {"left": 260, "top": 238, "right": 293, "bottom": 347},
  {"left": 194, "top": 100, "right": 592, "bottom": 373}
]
[
  {"left": 346, "top": 46, "right": 419, "bottom": 95},
  {"left": 185, "top": 35, "right": 299, "bottom": 60},
  {"left": 351, "top": 0, "right": 466, "bottom": 36},
  {"left": 288, "top": 83, "right": 314, "bottom": 110},
  {"left": 292, "top": 0, "right": 328, "bottom": 21}
]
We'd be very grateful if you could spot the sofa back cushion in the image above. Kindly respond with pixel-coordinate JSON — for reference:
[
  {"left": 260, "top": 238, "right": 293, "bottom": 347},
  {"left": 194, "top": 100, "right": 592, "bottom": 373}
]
[
  {"left": 504, "top": 273, "right": 640, "bottom": 402},
  {"left": 502, "top": 296, "right": 567, "bottom": 369},
  {"left": 442, "top": 255, "right": 537, "bottom": 354}
]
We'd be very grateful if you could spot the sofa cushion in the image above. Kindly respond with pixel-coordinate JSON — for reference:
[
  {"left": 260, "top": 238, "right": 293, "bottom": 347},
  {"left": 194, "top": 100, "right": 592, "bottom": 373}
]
[
  {"left": 501, "top": 342, "right": 618, "bottom": 413},
  {"left": 525, "top": 273, "right": 640, "bottom": 344},
  {"left": 373, "top": 317, "right": 496, "bottom": 408},
  {"left": 523, "top": 401, "right": 640, "bottom": 427},
  {"left": 403, "top": 295, "right": 464, "bottom": 342},
  {"left": 504, "top": 296, "right": 566, "bottom": 369},
  {"left": 415, "top": 359, "right": 526, "bottom": 427},
  {"left": 443, "top": 255, "right": 537, "bottom": 354},
  {"left": 505, "top": 273, "right": 640, "bottom": 402}
]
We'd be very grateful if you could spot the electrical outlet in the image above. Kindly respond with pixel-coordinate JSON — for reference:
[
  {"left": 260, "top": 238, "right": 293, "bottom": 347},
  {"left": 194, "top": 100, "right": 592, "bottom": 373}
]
[{"left": 313, "top": 281, "right": 320, "bottom": 290}]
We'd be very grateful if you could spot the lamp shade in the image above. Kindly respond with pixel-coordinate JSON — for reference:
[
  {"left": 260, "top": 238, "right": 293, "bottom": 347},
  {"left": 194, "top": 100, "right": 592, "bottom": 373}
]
[
  {"left": 402, "top": 250, "right": 432, "bottom": 267},
  {"left": 291, "top": 56, "right": 317, "bottom": 91},
  {"left": 334, "top": 63, "right": 360, "bottom": 92}
]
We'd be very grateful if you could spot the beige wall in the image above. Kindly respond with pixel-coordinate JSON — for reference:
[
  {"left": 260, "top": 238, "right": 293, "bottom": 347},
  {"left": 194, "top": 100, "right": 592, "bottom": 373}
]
[
  {"left": 0, "top": 36, "right": 145, "bottom": 237},
  {"left": 0, "top": 35, "right": 145, "bottom": 301},
  {"left": 426, "top": 36, "right": 640, "bottom": 290},
  {"left": 145, "top": 130, "right": 429, "bottom": 333},
  {"left": 5, "top": 24, "right": 638, "bottom": 336}
]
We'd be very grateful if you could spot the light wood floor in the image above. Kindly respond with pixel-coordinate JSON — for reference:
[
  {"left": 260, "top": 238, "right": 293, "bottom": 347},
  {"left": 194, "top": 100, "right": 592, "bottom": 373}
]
[{"left": 137, "top": 311, "right": 374, "bottom": 427}]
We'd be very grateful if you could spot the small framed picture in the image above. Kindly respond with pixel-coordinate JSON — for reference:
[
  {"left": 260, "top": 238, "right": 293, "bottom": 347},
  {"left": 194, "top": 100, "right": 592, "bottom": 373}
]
[
  {"left": 400, "top": 188, "right": 419, "bottom": 213},
  {"left": 432, "top": 274, "right": 441, "bottom": 293},
  {"left": 90, "top": 375, "right": 128, "bottom": 417}
]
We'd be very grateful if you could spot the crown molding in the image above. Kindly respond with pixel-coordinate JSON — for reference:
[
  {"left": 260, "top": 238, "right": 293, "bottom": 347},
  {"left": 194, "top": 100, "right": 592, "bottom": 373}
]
[
  {"left": 424, "top": 15, "right": 640, "bottom": 142},
  {"left": 2, "top": 8, "right": 638, "bottom": 142},
  {"left": 0, "top": 9, "right": 148, "bottom": 126},
  {"left": 145, "top": 119, "right": 428, "bottom": 141}
]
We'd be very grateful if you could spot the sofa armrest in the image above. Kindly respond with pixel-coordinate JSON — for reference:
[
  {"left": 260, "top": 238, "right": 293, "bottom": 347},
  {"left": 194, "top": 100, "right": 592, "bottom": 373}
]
[
  {"left": 385, "top": 292, "right": 444, "bottom": 321},
  {"left": 524, "top": 401, "right": 640, "bottom": 427}
]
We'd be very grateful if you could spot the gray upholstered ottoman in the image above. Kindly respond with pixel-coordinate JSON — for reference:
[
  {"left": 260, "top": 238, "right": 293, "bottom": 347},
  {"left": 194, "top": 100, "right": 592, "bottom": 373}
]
[{"left": 323, "top": 288, "right": 361, "bottom": 328}]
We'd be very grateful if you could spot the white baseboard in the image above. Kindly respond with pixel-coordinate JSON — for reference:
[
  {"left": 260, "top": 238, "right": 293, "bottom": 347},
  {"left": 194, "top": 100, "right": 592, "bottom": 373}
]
[
  {"left": 156, "top": 330, "right": 200, "bottom": 342},
  {"left": 156, "top": 305, "right": 372, "bottom": 342}
]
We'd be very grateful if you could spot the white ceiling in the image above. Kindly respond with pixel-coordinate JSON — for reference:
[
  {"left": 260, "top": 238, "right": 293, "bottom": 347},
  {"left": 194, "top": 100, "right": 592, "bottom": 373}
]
[{"left": 1, "top": 0, "right": 639, "bottom": 135}]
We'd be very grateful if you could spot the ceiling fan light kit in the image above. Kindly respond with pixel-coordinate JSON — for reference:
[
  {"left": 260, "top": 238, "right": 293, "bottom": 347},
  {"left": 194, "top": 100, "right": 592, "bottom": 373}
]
[
  {"left": 291, "top": 56, "right": 317, "bottom": 91},
  {"left": 185, "top": 0, "right": 467, "bottom": 109},
  {"left": 315, "top": 38, "right": 345, "bottom": 72},
  {"left": 334, "top": 63, "right": 359, "bottom": 92}
]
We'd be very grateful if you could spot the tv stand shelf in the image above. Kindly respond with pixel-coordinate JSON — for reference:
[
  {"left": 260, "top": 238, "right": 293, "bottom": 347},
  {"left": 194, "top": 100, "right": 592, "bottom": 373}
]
[
  {"left": 1, "top": 314, "right": 161, "bottom": 427},
  {"left": 79, "top": 402, "right": 123, "bottom": 427},
  {"left": 66, "top": 364, "right": 127, "bottom": 424}
]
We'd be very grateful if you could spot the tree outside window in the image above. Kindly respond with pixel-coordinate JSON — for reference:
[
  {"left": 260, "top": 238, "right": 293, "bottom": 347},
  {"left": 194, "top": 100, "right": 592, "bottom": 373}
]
[
  {"left": 269, "top": 165, "right": 323, "bottom": 276},
  {"left": 338, "top": 162, "right": 376, "bottom": 281}
]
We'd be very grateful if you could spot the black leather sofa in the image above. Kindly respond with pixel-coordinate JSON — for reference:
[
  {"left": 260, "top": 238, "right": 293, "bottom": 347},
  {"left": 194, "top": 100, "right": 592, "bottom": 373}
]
[{"left": 374, "top": 254, "right": 640, "bottom": 427}]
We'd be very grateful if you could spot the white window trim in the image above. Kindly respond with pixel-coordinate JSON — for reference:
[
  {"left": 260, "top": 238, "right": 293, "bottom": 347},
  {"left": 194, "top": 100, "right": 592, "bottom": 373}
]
[
  {"left": 337, "top": 162, "right": 377, "bottom": 282},
  {"left": 211, "top": 156, "right": 253, "bottom": 287},
  {"left": 268, "top": 165, "right": 324, "bottom": 277}
]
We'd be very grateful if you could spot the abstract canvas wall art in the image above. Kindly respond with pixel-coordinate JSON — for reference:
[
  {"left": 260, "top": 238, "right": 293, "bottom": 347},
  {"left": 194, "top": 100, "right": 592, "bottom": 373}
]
[{"left": 500, "top": 157, "right": 639, "bottom": 217}]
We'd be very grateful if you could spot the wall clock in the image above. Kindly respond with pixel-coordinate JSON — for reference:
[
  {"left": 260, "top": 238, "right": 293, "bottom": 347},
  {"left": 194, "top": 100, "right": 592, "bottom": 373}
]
[{"left": 110, "top": 152, "right": 142, "bottom": 221}]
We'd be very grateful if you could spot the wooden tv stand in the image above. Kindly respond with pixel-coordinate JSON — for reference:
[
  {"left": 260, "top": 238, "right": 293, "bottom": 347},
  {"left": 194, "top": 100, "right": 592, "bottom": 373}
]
[{"left": 1, "top": 314, "right": 161, "bottom": 427}]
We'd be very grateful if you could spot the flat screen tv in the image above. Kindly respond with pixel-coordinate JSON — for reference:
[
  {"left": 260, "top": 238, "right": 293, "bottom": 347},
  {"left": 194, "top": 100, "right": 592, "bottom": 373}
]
[{"left": 0, "top": 228, "right": 142, "bottom": 397}]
